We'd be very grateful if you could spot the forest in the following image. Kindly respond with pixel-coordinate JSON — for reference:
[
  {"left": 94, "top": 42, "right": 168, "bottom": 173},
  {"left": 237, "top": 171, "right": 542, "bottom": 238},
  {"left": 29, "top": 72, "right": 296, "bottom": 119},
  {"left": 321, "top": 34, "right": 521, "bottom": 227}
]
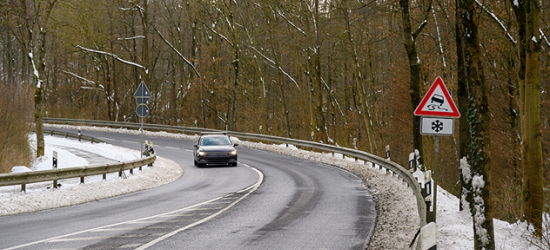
[{"left": 0, "top": 0, "right": 549, "bottom": 248}]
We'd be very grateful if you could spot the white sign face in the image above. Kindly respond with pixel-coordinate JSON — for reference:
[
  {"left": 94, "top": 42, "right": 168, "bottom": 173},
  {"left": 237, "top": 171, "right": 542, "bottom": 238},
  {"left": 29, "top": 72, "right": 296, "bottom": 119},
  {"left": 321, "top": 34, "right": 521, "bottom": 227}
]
[{"left": 421, "top": 117, "right": 454, "bottom": 136}]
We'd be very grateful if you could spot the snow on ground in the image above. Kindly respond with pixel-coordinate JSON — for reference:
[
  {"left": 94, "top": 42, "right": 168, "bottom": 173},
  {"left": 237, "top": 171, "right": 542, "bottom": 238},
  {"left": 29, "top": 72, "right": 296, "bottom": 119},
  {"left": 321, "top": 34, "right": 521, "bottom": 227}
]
[
  {"left": 438, "top": 187, "right": 549, "bottom": 250},
  {"left": 30, "top": 134, "right": 139, "bottom": 171},
  {"left": 0, "top": 135, "right": 183, "bottom": 216},
  {"left": 1, "top": 124, "right": 547, "bottom": 249}
]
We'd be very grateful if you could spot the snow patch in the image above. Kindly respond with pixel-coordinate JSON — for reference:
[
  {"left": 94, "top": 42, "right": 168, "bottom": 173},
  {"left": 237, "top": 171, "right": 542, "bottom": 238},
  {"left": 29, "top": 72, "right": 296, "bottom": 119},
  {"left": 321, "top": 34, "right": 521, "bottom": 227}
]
[{"left": 460, "top": 157, "right": 472, "bottom": 184}]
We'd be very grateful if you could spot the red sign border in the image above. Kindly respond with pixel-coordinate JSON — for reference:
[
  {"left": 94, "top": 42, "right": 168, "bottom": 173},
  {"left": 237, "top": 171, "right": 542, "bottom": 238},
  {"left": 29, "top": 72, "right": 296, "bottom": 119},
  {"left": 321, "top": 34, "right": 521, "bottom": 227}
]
[{"left": 414, "top": 77, "right": 460, "bottom": 118}]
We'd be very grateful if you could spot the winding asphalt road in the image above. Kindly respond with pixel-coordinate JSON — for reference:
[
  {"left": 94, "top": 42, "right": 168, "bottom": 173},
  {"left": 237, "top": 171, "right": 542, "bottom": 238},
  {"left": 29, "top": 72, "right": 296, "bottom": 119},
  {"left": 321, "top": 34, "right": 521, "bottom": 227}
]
[{"left": 0, "top": 129, "right": 376, "bottom": 250}]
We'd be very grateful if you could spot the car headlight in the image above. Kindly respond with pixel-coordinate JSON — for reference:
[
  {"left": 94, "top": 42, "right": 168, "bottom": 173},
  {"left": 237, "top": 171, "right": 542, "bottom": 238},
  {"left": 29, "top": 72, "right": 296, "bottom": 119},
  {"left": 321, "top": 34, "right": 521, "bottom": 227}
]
[
  {"left": 229, "top": 150, "right": 237, "bottom": 156},
  {"left": 198, "top": 151, "right": 207, "bottom": 156}
]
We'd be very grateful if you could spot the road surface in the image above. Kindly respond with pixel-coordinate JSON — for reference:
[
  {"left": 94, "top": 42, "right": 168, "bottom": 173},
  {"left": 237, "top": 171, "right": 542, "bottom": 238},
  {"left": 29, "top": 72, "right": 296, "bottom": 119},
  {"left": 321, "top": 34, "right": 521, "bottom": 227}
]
[{"left": 0, "top": 129, "right": 376, "bottom": 250}]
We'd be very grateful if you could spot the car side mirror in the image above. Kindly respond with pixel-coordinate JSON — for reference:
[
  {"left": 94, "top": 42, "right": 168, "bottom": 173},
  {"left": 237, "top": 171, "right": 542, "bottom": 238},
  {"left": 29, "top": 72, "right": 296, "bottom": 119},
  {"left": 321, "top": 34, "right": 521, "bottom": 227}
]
[
  {"left": 194, "top": 144, "right": 198, "bottom": 148},
  {"left": 234, "top": 143, "right": 239, "bottom": 147}
]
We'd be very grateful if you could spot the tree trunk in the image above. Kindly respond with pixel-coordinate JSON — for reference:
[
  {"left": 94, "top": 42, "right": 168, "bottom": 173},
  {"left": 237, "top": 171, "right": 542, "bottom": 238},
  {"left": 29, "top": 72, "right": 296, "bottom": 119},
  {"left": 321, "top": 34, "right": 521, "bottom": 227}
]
[
  {"left": 313, "top": 50, "right": 327, "bottom": 144},
  {"left": 521, "top": 0, "right": 543, "bottom": 234},
  {"left": 21, "top": 0, "right": 58, "bottom": 158},
  {"left": 399, "top": 0, "right": 428, "bottom": 167},
  {"left": 139, "top": 0, "right": 150, "bottom": 86},
  {"left": 459, "top": 0, "right": 495, "bottom": 248},
  {"left": 33, "top": 77, "right": 45, "bottom": 157},
  {"left": 456, "top": 0, "right": 471, "bottom": 213},
  {"left": 6, "top": 31, "right": 14, "bottom": 84},
  {"left": 230, "top": 49, "right": 239, "bottom": 131},
  {"left": 343, "top": 5, "right": 376, "bottom": 153}
]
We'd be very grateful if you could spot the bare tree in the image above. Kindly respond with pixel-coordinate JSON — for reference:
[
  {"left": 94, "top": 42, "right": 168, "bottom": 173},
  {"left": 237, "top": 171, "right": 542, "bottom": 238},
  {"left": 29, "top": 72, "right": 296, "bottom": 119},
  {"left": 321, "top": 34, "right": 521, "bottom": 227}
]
[
  {"left": 341, "top": 0, "right": 377, "bottom": 153},
  {"left": 456, "top": 0, "right": 495, "bottom": 248},
  {"left": 199, "top": 0, "right": 242, "bottom": 131},
  {"left": 9, "top": 0, "right": 58, "bottom": 157},
  {"left": 398, "top": 0, "right": 432, "bottom": 171},
  {"left": 511, "top": 0, "right": 544, "bottom": 235}
]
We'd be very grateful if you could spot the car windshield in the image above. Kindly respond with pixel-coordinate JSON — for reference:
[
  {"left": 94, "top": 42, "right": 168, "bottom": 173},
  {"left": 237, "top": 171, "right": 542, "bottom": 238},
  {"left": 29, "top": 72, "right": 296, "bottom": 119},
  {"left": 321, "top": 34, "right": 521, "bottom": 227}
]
[{"left": 200, "top": 136, "right": 232, "bottom": 146}]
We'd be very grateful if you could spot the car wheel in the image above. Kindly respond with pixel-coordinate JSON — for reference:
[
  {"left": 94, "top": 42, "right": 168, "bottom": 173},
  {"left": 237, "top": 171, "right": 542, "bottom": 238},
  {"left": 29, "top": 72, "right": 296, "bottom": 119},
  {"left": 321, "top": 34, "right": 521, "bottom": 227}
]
[
  {"left": 194, "top": 159, "right": 198, "bottom": 167},
  {"left": 231, "top": 162, "right": 238, "bottom": 167}
]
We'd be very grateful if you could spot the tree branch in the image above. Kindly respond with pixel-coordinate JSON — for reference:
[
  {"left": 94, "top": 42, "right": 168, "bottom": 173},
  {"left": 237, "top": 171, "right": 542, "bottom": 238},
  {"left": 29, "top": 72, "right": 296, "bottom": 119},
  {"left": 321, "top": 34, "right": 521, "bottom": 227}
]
[
  {"left": 412, "top": 0, "right": 433, "bottom": 41},
  {"left": 249, "top": 46, "right": 300, "bottom": 89},
  {"left": 76, "top": 45, "right": 147, "bottom": 73},
  {"left": 474, "top": 0, "right": 517, "bottom": 45},
  {"left": 149, "top": 22, "right": 201, "bottom": 78}
]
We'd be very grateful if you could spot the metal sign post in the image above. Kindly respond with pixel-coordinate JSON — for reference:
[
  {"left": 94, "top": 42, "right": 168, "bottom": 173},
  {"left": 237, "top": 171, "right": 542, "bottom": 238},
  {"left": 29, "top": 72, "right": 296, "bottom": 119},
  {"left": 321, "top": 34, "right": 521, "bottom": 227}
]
[
  {"left": 134, "top": 81, "right": 151, "bottom": 158},
  {"left": 432, "top": 135, "right": 439, "bottom": 223},
  {"left": 141, "top": 115, "right": 143, "bottom": 158},
  {"left": 414, "top": 76, "right": 460, "bottom": 225}
]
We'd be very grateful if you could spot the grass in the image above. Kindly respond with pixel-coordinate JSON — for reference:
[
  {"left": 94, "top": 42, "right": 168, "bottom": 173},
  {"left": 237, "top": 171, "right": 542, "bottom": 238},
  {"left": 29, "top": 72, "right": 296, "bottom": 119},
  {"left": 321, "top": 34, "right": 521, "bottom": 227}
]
[{"left": 0, "top": 83, "right": 33, "bottom": 173}]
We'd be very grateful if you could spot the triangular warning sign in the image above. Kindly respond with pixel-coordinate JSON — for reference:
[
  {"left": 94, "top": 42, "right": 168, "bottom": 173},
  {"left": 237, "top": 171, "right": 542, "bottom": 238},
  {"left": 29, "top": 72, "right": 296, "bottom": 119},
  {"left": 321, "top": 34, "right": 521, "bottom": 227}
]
[{"left": 414, "top": 77, "right": 460, "bottom": 118}]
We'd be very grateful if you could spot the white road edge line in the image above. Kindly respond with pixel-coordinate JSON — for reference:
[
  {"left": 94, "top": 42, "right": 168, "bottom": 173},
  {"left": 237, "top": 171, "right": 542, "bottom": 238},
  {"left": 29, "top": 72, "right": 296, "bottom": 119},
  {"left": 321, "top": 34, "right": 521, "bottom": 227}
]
[
  {"left": 48, "top": 237, "right": 110, "bottom": 242},
  {"left": 4, "top": 164, "right": 263, "bottom": 250},
  {"left": 97, "top": 137, "right": 115, "bottom": 141},
  {"left": 135, "top": 164, "right": 263, "bottom": 250}
]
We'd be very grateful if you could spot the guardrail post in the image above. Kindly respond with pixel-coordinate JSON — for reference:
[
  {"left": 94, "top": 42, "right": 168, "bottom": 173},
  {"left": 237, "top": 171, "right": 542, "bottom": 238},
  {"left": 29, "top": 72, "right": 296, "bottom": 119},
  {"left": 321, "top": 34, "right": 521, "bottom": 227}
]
[
  {"left": 64, "top": 132, "right": 68, "bottom": 138},
  {"left": 80, "top": 176, "right": 85, "bottom": 184},
  {"left": 310, "top": 132, "right": 314, "bottom": 152},
  {"left": 409, "top": 152, "right": 416, "bottom": 173},
  {"left": 353, "top": 138, "right": 358, "bottom": 161},
  {"left": 424, "top": 170, "right": 434, "bottom": 223},
  {"left": 21, "top": 184, "right": 26, "bottom": 192},
  {"left": 103, "top": 173, "right": 106, "bottom": 180},
  {"left": 141, "top": 141, "right": 149, "bottom": 171},
  {"left": 53, "top": 151, "right": 58, "bottom": 189},
  {"left": 148, "top": 142, "right": 154, "bottom": 167},
  {"left": 417, "top": 222, "right": 437, "bottom": 250}
]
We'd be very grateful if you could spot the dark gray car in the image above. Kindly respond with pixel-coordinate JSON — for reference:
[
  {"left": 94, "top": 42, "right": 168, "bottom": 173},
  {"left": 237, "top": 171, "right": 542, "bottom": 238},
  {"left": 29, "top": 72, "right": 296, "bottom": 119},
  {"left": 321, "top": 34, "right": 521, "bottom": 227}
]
[{"left": 193, "top": 133, "right": 238, "bottom": 167}]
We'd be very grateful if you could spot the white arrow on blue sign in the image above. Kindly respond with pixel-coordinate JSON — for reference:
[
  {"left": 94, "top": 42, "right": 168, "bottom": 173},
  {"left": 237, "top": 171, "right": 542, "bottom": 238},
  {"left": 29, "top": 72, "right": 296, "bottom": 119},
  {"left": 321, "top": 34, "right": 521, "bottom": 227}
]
[{"left": 134, "top": 81, "right": 151, "bottom": 105}]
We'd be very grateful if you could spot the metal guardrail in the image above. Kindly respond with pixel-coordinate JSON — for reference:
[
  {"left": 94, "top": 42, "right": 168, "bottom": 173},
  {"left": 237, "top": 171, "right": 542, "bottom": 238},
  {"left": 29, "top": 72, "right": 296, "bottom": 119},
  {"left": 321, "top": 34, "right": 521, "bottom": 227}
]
[
  {"left": 0, "top": 155, "right": 155, "bottom": 187},
  {"left": 1, "top": 127, "right": 156, "bottom": 191},
  {"left": 43, "top": 118, "right": 427, "bottom": 226},
  {"left": 44, "top": 129, "right": 106, "bottom": 144}
]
